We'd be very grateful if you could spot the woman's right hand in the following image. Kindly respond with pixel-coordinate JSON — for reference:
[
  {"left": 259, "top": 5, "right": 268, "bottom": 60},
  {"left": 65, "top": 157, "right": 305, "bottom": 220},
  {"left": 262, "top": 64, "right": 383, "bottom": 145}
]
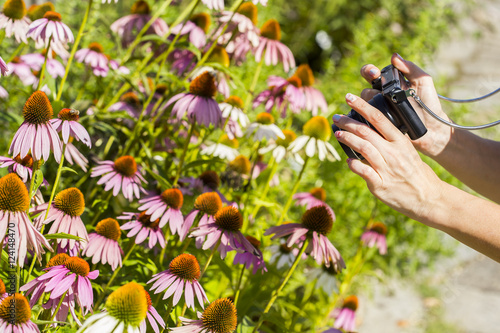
[{"left": 359, "top": 53, "right": 453, "bottom": 158}]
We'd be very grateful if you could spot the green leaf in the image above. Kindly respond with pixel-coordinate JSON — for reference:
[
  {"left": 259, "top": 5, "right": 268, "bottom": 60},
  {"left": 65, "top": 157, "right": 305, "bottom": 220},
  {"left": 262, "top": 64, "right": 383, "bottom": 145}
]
[
  {"left": 44, "top": 233, "right": 85, "bottom": 242},
  {"left": 61, "top": 166, "right": 78, "bottom": 175},
  {"left": 32, "top": 319, "right": 68, "bottom": 325},
  {"left": 143, "top": 166, "right": 171, "bottom": 188},
  {"left": 31, "top": 169, "right": 44, "bottom": 196}
]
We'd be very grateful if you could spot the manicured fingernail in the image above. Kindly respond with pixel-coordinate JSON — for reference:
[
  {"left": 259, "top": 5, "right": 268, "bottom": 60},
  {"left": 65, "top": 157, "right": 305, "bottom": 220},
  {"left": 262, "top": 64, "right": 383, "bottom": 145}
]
[
  {"left": 346, "top": 158, "right": 353, "bottom": 164},
  {"left": 396, "top": 53, "right": 404, "bottom": 61},
  {"left": 369, "top": 68, "right": 378, "bottom": 77},
  {"left": 335, "top": 130, "right": 342, "bottom": 138},
  {"left": 332, "top": 114, "right": 341, "bottom": 122},
  {"left": 345, "top": 93, "right": 356, "bottom": 102}
]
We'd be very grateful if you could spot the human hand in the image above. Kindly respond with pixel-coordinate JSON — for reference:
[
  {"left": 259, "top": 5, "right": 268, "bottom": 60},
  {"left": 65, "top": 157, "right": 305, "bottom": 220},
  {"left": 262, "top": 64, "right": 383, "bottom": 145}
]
[
  {"left": 359, "top": 53, "right": 453, "bottom": 158},
  {"left": 332, "top": 93, "right": 446, "bottom": 226}
]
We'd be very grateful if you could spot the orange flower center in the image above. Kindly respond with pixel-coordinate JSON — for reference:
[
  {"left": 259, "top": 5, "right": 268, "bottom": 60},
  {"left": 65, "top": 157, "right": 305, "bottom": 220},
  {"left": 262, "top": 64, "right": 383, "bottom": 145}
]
[
  {"left": 95, "top": 218, "right": 121, "bottom": 241},
  {"left": 13, "top": 153, "right": 33, "bottom": 168},
  {"left": 224, "top": 95, "right": 244, "bottom": 109},
  {"left": 220, "top": 135, "right": 239, "bottom": 149},
  {"left": 27, "top": 2, "right": 54, "bottom": 21},
  {"left": 260, "top": 19, "right": 281, "bottom": 41},
  {"left": 245, "top": 235, "right": 261, "bottom": 249},
  {"left": 214, "top": 206, "right": 243, "bottom": 232},
  {"left": 47, "top": 253, "right": 70, "bottom": 268},
  {"left": 169, "top": 253, "right": 201, "bottom": 281},
  {"left": 58, "top": 108, "right": 80, "bottom": 121},
  {"left": 194, "top": 192, "right": 222, "bottom": 216},
  {"left": 54, "top": 187, "right": 85, "bottom": 217},
  {"left": 65, "top": 257, "right": 90, "bottom": 277},
  {"left": 189, "top": 71, "right": 217, "bottom": 98},
  {"left": 287, "top": 76, "right": 302, "bottom": 88},
  {"left": 144, "top": 290, "right": 152, "bottom": 307},
  {"left": 0, "top": 173, "right": 30, "bottom": 212},
  {"left": 155, "top": 83, "right": 169, "bottom": 95},
  {"left": 309, "top": 187, "right": 326, "bottom": 202},
  {"left": 190, "top": 12, "right": 211, "bottom": 33},
  {"left": 160, "top": 188, "right": 184, "bottom": 210},
  {"left": 43, "top": 10, "right": 61, "bottom": 21},
  {"left": 0, "top": 279, "right": 5, "bottom": 294},
  {"left": 114, "top": 155, "right": 138, "bottom": 177},
  {"left": 256, "top": 112, "right": 274, "bottom": 125},
  {"left": 276, "top": 129, "right": 296, "bottom": 148},
  {"left": 237, "top": 2, "right": 258, "bottom": 25},
  {"left": 106, "top": 282, "right": 148, "bottom": 327},
  {"left": 229, "top": 155, "right": 251, "bottom": 175},
  {"left": 88, "top": 42, "right": 104, "bottom": 53},
  {"left": 0, "top": 293, "right": 31, "bottom": 325},
  {"left": 131, "top": 0, "right": 150, "bottom": 15},
  {"left": 295, "top": 64, "right": 315, "bottom": 87},
  {"left": 121, "top": 92, "right": 141, "bottom": 106},
  {"left": 23, "top": 91, "right": 53, "bottom": 125},
  {"left": 279, "top": 243, "right": 292, "bottom": 254},
  {"left": 198, "top": 170, "right": 220, "bottom": 190},
  {"left": 301, "top": 205, "right": 333, "bottom": 235},
  {"left": 137, "top": 212, "right": 160, "bottom": 229},
  {"left": 2, "top": 0, "right": 27, "bottom": 20},
  {"left": 201, "top": 298, "right": 237, "bottom": 333},
  {"left": 303, "top": 116, "right": 331, "bottom": 141},
  {"left": 342, "top": 295, "right": 358, "bottom": 311},
  {"left": 369, "top": 222, "right": 387, "bottom": 235},
  {"left": 207, "top": 46, "right": 230, "bottom": 68}
]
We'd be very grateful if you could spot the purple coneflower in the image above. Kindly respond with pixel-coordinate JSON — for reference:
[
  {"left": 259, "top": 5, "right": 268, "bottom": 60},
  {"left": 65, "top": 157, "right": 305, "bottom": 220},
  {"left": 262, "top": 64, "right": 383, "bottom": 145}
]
[
  {"left": 90, "top": 155, "right": 147, "bottom": 201},
  {"left": 65, "top": 140, "right": 89, "bottom": 172},
  {"left": 233, "top": 235, "right": 267, "bottom": 274},
  {"left": 294, "top": 187, "right": 335, "bottom": 217},
  {"left": 245, "top": 112, "right": 285, "bottom": 141},
  {"left": 333, "top": 295, "right": 358, "bottom": 332},
  {"left": 322, "top": 329, "right": 342, "bottom": 333},
  {"left": 75, "top": 42, "right": 110, "bottom": 77},
  {"left": 183, "top": 192, "right": 223, "bottom": 242},
  {"left": 173, "top": 298, "right": 237, "bottom": 333},
  {"left": 190, "top": 205, "right": 257, "bottom": 259},
  {"left": 137, "top": 188, "right": 185, "bottom": 237},
  {"left": 7, "top": 56, "right": 37, "bottom": 85},
  {"left": 170, "top": 12, "right": 210, "bottom": 49},
  {"left": 27, "top": 11, "right": 74, "bottom": 57},
  {"left": 361, "top": 221, "right": 388, "bottom": 255},
  {"left": 265, "top": 205, "right": 345, "bottom": 271},
  {"left": 111, "top": 0, "right": 168, "bottom": 47},
  {"left": 0, "top": 0, "right": 31, "bottom": 44},
  {"left": 294, "top": 64, "right": 328, "bottom": 115},
  {"left": 169, "top": 49, "right": 196, "bottom": 75},
  {"left": 82, "top": 218, "right": 123, "bottom": 270},
  {"left": 0, "top": 173, "right": 52, "bottom": 267},
  {"left": 0, "top": 279, "right": 6, "bottom": 300},
  {"left": 148, "top": 253, "right": 209, "bottom": 309},
  {"left": 78, "top": 282, "right": 148, "bottom": 333},
  {"left": 266, "top": 75, "right": 306, "bottom": 116},
  {"left": 166, "top": 71, "right": 222, "bottom": 128},
  {"left": 21, "top": 51, "right": 66, "bottom": 79},
  {"left": 31, "top": 187, "right": 89, "bottom": 254},
  {"left": 0, "top": 153, "right": 34, "bottom": 183},
  {"left": 118, "top": 212, "right": 166, "bottom": 249},
  {"left": 20, "top": 254, "right": 98, "bottom": 323},
  {"left": 179, "top": 171, "right": 228, "bottom": 205},
  {"left": 50, "top": 108, "right": 91, "bottom": 147},
  {"left": 141, "top": 290, "right": 165, "bottom": 333},
  {"left": 218, "top": 3, "right": 259, "bottom": 48},
  {"left": 0, "top": 56, "right": 7, "bottom": 76},
  {"left": 9, "top": 90, "right": 62, "bottom": 163},
  {"left": 109, "top": 92, "right": 143, "bottom": 118},
  {"left": 289, "top": 116, "right": 341, "bottom": 162},
  {"left": 255, "top": 19, "right": 295, "bottom": 72},
  {"left": 0, "top": 293, "right": 40, "bottom": 333}
]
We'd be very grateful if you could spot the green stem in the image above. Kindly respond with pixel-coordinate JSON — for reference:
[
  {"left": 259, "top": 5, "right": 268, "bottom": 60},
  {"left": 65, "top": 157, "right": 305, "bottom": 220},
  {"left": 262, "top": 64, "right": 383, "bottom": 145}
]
[
  {"left": 249, "top": 157, "right": 277, "bottom": 220},
  {"left": 243, "top": 58, "right": 264, "bottom": 113},
  {"left": 6, "top": 43, "right": 25, "bottom": 63},
  {"left": 233, "top": 265, "right": 246, "bottom": 307},
  {"left": 49, "top": 291, "right": 67, "bottom": 322},
  {"left": 27, "top": 159, "right": 41, "bottom": 203},
  {"left": 172, "top": 121, "right": 196, "bottom": 187},
  {"left": 36, "top": 38, "right": 52, "bottom": 91},
  {"left": 277, "top": 156, "right": 310, "bottom": 225},
  {"left": 252, "top": 239, "right": 309, "bottom": 332},
  {"left": 158, "top": 229, "right": 170, "bottom": 269},
  {"left": 44, "top": 144, "right": 67, "bottom": 220},
  {"left": 56, "top": 0, "right": 94, "bottom": 101},
  {"left": 200, "top": 237, "right": 221, "bottom": 280}
]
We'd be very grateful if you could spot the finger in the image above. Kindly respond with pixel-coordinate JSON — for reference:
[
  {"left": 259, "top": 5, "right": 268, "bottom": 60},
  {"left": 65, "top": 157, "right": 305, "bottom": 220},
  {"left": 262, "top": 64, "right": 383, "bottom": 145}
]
[
  {"left": 360, "top": 88, "right": 379, "bottom": 102},
  {"left": 391, "top": 53, "right": 433, "bottom": 86},
  {"left": 360, "top": 64, "right": 381, "bottom": 85},
  {"left": 345, "top": 93, "right": 403, "bottom": 142},
  {"left": 334, "top": 130, "right": 387, "bottom": 171},
  {"left": 346, "top": 158, "right": 382, "bottom": 188},
  {"left": 332, "top": 114, "right": 388, "bottom": 152}
]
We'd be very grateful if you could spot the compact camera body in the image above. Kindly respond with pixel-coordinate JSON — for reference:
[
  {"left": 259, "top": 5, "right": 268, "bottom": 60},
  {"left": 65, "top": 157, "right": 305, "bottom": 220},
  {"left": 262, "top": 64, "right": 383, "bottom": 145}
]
[{"left": 332, "top": 65, "right": 428, "bottom": 159}]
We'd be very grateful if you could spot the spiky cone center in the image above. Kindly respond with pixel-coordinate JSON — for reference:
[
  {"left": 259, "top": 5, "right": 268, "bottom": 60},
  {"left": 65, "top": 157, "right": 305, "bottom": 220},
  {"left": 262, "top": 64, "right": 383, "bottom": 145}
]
[
  {"left": 194, "top": 192, "right": 222, "bottom": 216},
  {"left": 279, "top": 243, "right": 292, "bottom": 254},
  {"left": 11, "top": 56, "right": 21, "bottom": 64},
  {"left": 214, "top": 206, "right": 243, "bottom": 232},
  {"left": 237, "top": 2, "right": 258, "bottom": 25},
  {"left": 137, "top": 212, "right": 160, "bottom": 229},
  {"left": 256, "top": 112, "right": 274, "bottom": 125},
  {"left": 47, "top": 253, "right": 70, "bottom": 268},
  {"left": 287, "top": 76, "right": 302, "bottom": 88},
  {"left": 58, "top": 108, "right": 80, "bottom": 121},
  {"left": 201, "top": 298, "right": 237, "bottom": 333},
  {"left": 121, "top": 92, "right": 141, "bottom": 106},
  {"left": 28, "top": 2, "right": 54, "bottom": 21},
  {"left": 301, "top": 205, "right": 333, "bottom": 235},
  {"left": 0, "top": 293, "right": 31, "bottom": 325},
  {"left": 303, "top": 116, "right": 331, "bottom": 141},
  {"left": 260, "top": 19, "right": 281, "bottom": 41},
  {"left": 114, "top": 155, "right": 138, "bottom": 177},
  {"left": 65, "top": 257, "right": 90, "bottom": 277},
  {"left": 13, "top": 153, "right": 33, "bottom": 168},
  {"left": 43, "top": 10, "right": 61, "bottom": 21},
  {"left": 342, "top": 295, "right": 358, "bottom": 311},
  {"left": 276, "top": 129, "right": 296, "bottom": 148},
  {"left": 106, "top": 282, "right": 148, "bottom": 327},
  {"left": 95, "top": 218, "right": 121, "bottom": 241},
  {"left": 155, "top": 83, "right": 168, "bottom": 96},
  {"left": 220, "top": 135, "right": 239, "bottom": 149},
  {"left": 2, "top": 0, "right": 27, "bottom": 20},
  {"left": 144, "top": 290, "right": 152, "bottom": 307},
  {"left": 0, "top": 173, "right": 30, "bottom": 212},
  {"left": 310, "top": 187, "right": 326, "bottom": 202},
  {"left": 245, "top": 235, "right": 261, "bottom": 249},
  {"left": 189, "top": 71, "right": 217, "bottom": 98},
  {"left": 41, "top": 48, "right": 57, "bottom": 59},
  {"left": 54, "top": 187, "right": 85, "bottom": 217},
  {"left": 88, "top": 42, "right": 104, "bottom": 53},
  {"left": 169, "top": 253, "right": 201, "bottom": 281},
  {"left": 229, "top": 155, "right": 251, "bottom": 175},
  {"left": 369, "top": 221, "right": 387, "bottom": 235},
  {"left": 207, "top": 46, "right": 230, "bottom": 68},
  {"left": 0, "top": 278, "right": 5, "bottom": 294},
  {"left": 190, "top": 12, "right": 211, "bottom": 33},
  {"left": 23, "top": 91, "right": 53, "bottom": 125},
  {"left": 199, "top": 170, "right": 220, "bottom": 190},
  {"left": 224, "top": 95, "right": 244, "bottom": 109},
  {"left": 131, "top": 0, "right": 150, "bottom": 15},
  {"left": 160, "top": 188, "right": 183, "bottom": 210},
  {"left": 295, "top": 64, "right": 315, "bottom": 87}
]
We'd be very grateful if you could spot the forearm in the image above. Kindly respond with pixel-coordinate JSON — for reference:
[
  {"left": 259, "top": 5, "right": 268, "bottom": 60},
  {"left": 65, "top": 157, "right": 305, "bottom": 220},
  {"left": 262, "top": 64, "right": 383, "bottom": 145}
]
[
  {"left": 421, "top": 180, "right": 500, "bottom": 263},
  {"left": 430, "top": 128, "right": 500, "bottom": 203}
]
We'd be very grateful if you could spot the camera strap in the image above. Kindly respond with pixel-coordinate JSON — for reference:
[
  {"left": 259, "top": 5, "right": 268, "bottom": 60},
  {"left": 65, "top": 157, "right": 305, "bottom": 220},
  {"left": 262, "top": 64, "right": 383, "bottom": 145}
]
[{"left": 406, "top": 89, "right": 500, "bottom": 130}]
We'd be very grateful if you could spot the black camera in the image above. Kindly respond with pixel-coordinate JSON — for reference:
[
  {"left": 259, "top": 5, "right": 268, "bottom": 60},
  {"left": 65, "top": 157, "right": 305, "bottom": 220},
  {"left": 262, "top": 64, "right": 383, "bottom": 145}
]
[{"left": 332, "top": 65, "right": 427, "bottom": 159}]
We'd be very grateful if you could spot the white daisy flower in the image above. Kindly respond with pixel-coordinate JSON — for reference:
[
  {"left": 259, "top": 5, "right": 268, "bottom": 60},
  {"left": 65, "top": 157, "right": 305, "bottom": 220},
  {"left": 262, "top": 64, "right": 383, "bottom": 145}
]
[
  {"left": 220, "top": 95, "right": 249, "bottom": 128},
  {"left": 259, "top": 129, "right": 304, "bottom": 164},
  {"left": 245, "top": 112, "right": 285, "bottom": 141},
  {"left": 201, "top": 135, "right": 239, "bottom": 161}
]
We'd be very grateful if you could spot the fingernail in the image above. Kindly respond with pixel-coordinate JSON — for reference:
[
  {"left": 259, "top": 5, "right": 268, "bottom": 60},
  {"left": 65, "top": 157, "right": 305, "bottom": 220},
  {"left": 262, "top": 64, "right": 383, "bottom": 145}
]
[
  {"left": 396, "top": 53, "right": 404, "bottom": 61},
  {"left": 345, "top": 93, "right": 356, "bottom": 102},
  {"left": 369, "top": 68, "right": 378, "bottom": 77},
  {"left": 335, "top": 130, "right": 342, "bottom": 138},
  {"left": 332, "top": 114, "right": 341, "bottom": 122},
  {"left": 346, "top": 158, "right": 353, "bottom": 164}
]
